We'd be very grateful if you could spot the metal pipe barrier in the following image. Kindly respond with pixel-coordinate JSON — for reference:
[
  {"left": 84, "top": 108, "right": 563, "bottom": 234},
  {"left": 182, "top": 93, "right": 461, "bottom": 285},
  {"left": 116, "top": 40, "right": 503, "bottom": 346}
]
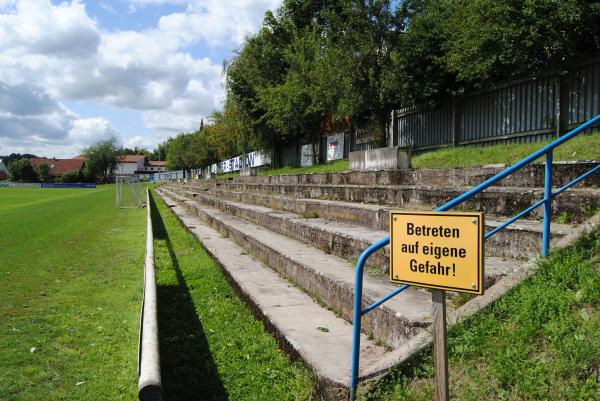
[
  {"left": 349, "top": 114, "right": 600, "bottom": 400},
  {"left": 138, "top": 189, "right": 162, "bottom": 401}
]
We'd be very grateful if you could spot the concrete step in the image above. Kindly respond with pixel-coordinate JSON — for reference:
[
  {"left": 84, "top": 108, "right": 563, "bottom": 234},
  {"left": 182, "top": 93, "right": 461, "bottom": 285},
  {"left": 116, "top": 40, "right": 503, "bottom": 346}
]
[
  {"left": 154, "top": 191, "right": 387, "bottom": 399},
  {"left": 201, "top": 161, "right": 600, "bottom": 188},
  {"left": 183, "top": 180, "right": 600, "bottom": 222},
  {"left": 158, "top": 187, "right": 521, "bottom": 349},
  {"left": 158, "top": 187, "right": 433, "bottom": 350},
  {"left": 175, "top": 185, "right": 571, "bottom": 261},
  {"left": 155, "top": 187, "right": 565, "bottom": 399}
]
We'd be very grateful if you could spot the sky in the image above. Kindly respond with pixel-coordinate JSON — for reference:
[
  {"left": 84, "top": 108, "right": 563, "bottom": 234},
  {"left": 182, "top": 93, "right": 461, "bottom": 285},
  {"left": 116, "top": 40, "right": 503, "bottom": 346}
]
[{"left": 0, "top": 0, "right": 282, "bottom": 158}]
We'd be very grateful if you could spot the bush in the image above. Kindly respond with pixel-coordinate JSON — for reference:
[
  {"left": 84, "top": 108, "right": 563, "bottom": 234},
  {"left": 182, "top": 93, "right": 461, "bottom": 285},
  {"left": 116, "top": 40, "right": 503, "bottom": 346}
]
[
  {"left": 59, "top": 171, "right": 85, "bottom": 183},
  {"left": 8, "top": 159, "right": 38, "bottom": 182},
  {"left": 37, "top": 163, "right": 53, "bottom": 183}
]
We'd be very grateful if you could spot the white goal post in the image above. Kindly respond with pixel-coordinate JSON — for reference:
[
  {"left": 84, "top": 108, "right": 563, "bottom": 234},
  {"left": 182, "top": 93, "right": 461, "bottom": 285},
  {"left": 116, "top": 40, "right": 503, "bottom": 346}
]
[{"left": 116, "top": 176, "right": 145, "bottom": 208}]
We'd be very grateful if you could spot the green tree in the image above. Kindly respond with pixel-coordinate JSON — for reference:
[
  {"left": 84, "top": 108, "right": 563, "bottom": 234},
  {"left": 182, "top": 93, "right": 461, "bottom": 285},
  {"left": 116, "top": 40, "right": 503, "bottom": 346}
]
[
  {"left": 37, "top": 163, "right": 52, "bottom": 183},
  {"left": 83, "top": 138, "right": 119, "bottom": 183},
  {"left": 259, "top": 23, "right": 346, "bottom": 164},
  {"left": 150, "top": 142, "right": 168, "bottom": 161},
  {"left": 8, "top": 159, "right": 38, "bottom": 182},
  {"left": 165, "top": 133, "right": 205, "bottom": 171},
  {"left": 439, "top": 0, "right": 600, "bottom": 85}
]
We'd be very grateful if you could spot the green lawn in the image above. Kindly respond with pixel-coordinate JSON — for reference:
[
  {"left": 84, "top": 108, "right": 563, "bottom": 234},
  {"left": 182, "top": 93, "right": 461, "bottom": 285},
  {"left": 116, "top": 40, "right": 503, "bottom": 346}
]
[
  {"left": 0, "top": 186, "right": 145, "bottom": 401},
  {"left": 412, "top": 131, "right": 600, "bottom": 169},
  {"left": 150, "top": 191, "right": 315, "bottom": 400},
  {"left": 362, "top": 226, "right": 600, "bottom": 401},
  {"left": 257, "top": 159, "right": 349, "bottom": 176}
]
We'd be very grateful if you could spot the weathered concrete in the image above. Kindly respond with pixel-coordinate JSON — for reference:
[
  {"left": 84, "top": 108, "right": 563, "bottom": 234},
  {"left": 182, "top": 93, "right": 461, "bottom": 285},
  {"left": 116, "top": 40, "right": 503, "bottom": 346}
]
[
  {"left": 155, "top": 192, "right": 387, "bottom": 400},
  {"left": 157, "top": 185, "right": 600, "bottom": 396},
  {"left": 159, "top": 187, "right": 432, "bottom": 349},
  {"left": 208, "top": 161, "right": 600, "bottom": 188},
  {"left": 349, "top": 146, "right": 411, "bottom": 171},
  {"left": 176, "top": 185, "right": 569, "bottom": 260},
  {"left": 161, "top": 187, "right": 523, "bottom": 345},
  {"left": 240, "top": 167, "right": 258, "bottom": 177},
  {"left": 154, "top": 158, "right": 600, "bottom": 396},
  {"left": 183, "top": 180, "right": 600, "bottom": 222}
]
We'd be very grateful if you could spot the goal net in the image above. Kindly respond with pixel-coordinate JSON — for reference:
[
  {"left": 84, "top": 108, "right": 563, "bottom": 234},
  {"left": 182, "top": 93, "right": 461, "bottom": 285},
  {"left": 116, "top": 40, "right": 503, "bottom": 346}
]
[{"left": 116, "top": 176, "right": 145, "bottom": 208}]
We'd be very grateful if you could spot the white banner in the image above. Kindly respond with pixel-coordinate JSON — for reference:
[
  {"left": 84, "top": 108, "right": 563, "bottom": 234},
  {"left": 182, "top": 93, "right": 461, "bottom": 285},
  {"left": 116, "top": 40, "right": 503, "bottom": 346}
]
[
  {"left": 301, "top": 143, "right": 319, "bottom": 167},
  {"left": 0, "top": 183, "right": 42, "bottom": 188},
  {"left": 326, "top": 133, "right": 345, "bottom": 161},
  {"left": 219, "top": 151, "right": 272, "bottom": 173}
]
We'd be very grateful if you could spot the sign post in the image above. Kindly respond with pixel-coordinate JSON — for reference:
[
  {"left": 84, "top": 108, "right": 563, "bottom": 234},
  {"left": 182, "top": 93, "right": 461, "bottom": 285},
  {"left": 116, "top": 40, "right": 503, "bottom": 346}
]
[
  {"left": 389, "top": 211, "right": 484, "bottom": 401},
  {"left": 432, "top": 289, "right": 449, "bottom": 401}
]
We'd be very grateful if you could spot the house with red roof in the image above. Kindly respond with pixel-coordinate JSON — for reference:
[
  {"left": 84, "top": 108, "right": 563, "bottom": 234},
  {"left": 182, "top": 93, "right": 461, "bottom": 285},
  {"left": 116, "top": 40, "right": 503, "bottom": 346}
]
[
  {"left": 30, "top": 158, "right": 86, "bottom": 177},
  {"left": 115, "top": 155, "right": 167, "bottom": 175},
  {"left": 115, "top": 154, "right": 147, "bottom": 175},
  {"left": 145, "top": 160, "right": 166, "bottom": 173}
]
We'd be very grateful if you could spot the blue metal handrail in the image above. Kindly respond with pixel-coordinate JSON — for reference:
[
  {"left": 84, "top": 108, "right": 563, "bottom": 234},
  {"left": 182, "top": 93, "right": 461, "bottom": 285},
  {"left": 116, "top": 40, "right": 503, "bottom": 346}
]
[{"left": 349, "top": 114, "right": 600, "bottom": 400}]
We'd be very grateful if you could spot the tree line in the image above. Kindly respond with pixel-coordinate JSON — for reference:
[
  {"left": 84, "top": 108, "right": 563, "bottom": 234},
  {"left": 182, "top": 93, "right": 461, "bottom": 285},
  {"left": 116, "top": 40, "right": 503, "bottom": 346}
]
[
  {"left": 2, "top": 138, "right": 161, "bottom": 183},
  {"left": 160, "top": 0, "right": 600, "bottom": 171}
]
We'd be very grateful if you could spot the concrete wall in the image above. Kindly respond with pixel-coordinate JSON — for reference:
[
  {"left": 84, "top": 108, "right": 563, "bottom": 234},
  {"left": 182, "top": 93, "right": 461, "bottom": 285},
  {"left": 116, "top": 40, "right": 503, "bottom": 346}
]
[{"left": 349, "top": 146, "right": 411, "bottom": 171}]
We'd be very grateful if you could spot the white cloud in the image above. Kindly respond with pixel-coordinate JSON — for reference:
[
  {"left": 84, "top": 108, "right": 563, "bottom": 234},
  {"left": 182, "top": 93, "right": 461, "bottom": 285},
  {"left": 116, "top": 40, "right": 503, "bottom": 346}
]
[
  {"left": 0, "top": 0, "right": 100, "bottom": 58},
  {"left": 0, "top": 82, "right": 122, "bottom": 157},
  {"left": 123, "top": 135, "right": 159, "bottom": 150},
  {"left": 0, "top": 0, "right": 280, "bottom": 155},
  {"left": 161, "top": 0, "right": 282, "bottom": 46}
]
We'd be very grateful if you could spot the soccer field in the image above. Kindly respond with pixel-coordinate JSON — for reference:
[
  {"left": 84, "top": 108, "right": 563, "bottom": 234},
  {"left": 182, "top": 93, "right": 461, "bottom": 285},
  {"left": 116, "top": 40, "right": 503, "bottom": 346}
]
[{"left": 0, "top": 186, "right": 145, "bottom": 401}]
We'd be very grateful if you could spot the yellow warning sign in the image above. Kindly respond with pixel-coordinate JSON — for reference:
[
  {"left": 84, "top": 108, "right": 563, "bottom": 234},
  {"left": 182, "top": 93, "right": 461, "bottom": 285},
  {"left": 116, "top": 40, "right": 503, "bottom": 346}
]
[{"left": 390, "top": 211, "right": 484, "bottom": 295}]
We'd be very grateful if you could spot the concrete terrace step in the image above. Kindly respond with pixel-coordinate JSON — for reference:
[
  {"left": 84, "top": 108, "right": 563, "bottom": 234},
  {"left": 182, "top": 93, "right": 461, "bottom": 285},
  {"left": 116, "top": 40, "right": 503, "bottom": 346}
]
[
  {"left": 185, "top": 180, "right": 600, "bottom": 221},
  {"left": 153, "top": 186, "right": 586, "bottom": 399},
  {"left": 175, "top": 185, "right": 571, "bottom": 260},
  {"left": 158, "top": 187, "right": 432, "bottom": 350},
  {"left": 205, "top": 161, "right": 600, "bottom": 189},
  {"left": 154, "top": 192, "right": 387, "bottom": 399},
  {"left": 167, "top": 186, "right": 524, "bottom": 290}
]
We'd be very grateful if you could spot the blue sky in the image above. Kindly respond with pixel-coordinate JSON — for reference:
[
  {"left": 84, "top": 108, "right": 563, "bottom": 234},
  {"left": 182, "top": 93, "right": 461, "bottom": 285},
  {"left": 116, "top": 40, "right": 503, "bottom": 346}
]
[{"left": 0, "top": 0, "right": 282, "bottom": 157}]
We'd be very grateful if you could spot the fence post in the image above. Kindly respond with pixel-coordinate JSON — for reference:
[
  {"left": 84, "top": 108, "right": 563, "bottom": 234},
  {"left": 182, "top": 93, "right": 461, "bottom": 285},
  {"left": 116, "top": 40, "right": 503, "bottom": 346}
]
[
  {"left": 392, "top": 110, "right": 398, "bottom": 147},
  {"left": 542, "top": 150, "right": 553, "bottom": 256},
  {"left": 557, "top": 75, "right": 570, "bottom": 136},
  {"left": 452, "top": 99, "right": 460, "bottom": 146}
]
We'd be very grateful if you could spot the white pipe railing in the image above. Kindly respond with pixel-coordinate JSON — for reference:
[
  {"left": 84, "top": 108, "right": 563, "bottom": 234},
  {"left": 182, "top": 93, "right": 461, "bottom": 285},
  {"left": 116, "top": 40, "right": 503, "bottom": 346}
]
[{"left": 138, "top": 189, "right": 162, "bottom": 401}]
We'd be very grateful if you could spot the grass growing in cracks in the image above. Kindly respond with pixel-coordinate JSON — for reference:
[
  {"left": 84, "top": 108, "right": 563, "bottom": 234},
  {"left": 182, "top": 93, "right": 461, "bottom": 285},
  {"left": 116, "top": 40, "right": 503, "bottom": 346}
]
[
  {"left": 362, "top": 225, "right": 600, "bottom": 400},
  {"left": 150, "top": 191, "right": 315, "bottom": 401}
]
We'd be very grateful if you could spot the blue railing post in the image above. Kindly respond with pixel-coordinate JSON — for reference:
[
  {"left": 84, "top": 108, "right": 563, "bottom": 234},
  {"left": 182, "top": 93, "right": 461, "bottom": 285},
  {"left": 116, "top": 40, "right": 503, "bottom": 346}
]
[
  {"left": 350, "top": 237, "right": 390, "bottom": 401},
  {"left": 542, "top": 150, "right": 553, "bottom": 256},
  {"left": 349, "top": 262, "right": 363, "bottom": 401}
]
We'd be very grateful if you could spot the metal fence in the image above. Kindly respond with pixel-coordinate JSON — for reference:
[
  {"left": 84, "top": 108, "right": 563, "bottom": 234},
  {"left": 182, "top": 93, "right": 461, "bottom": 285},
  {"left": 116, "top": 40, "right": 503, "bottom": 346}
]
[
  {"left": 394, "top": 60, "right": 600, "bottom": 151},
  {"left": 277, "top": 130, "right": 373, "bottom": 168}
]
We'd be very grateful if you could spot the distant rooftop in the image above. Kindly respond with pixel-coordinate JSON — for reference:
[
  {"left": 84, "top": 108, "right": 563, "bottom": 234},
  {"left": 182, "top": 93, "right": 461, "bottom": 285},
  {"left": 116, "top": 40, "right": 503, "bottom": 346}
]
[
  {"left": 30, "top": 158, "right": 85, "bottom": 176},
  {"left": 118, "top": 155, "right": 146, "bottom": 163}
]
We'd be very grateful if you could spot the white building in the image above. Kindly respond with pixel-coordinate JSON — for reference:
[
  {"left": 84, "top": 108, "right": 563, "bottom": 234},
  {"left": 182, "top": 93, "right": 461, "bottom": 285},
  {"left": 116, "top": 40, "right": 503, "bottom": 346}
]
[
  {"left": 145, "top": 160, "right": 166, "bottom": 173},
  {"left": 115, "top": 155, "right": 146, "bottom": 175}
]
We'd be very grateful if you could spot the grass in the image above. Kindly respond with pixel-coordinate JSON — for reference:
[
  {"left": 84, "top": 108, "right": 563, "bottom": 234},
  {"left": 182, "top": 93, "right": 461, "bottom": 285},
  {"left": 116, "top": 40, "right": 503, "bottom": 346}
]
[
  {"left": 412, "top": 131, "right": 600, "bottom": 169},
  {"left": 258, "top": 159, "right": 349, "bottom": 176},
  {"left": 361, "top": 225, "right": 600, "bottom": 401},
  {"left": 0, "top": 186, "right": 145, "bottom": 401},
  {"left": 149, "top": 191, "right": 316, "bottom": 400}
]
